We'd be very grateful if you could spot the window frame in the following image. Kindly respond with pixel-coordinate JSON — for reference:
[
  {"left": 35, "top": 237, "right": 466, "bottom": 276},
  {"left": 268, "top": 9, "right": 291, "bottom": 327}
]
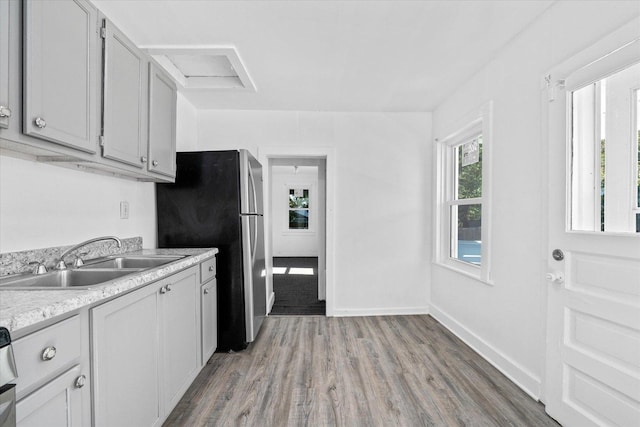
[
  {"left": 288, "top": 187, "right": 310, "bottom": 230},
  {"left": 282, "top": 182, "right": 316, "bottom": 235},
  {"left": 561, "top": 45, "right": 640, "bottom": 234},
  {"left": 435, "top": 103, "right": 493, "bottom": 284}
]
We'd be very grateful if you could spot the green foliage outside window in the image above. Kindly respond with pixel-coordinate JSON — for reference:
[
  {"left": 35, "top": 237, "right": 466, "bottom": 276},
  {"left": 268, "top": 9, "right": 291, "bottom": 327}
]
[{"left": 457, "top": 139, "right": 483, "bottom": 229}]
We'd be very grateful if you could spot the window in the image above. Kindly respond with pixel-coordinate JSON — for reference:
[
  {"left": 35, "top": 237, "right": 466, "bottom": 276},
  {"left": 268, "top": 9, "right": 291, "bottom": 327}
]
[
  {"left": 450, "top": 135, "right": 483, "bottom": 266},
  {"left": 288, "top": 188, "right": 310, "bottom": 230},
  {"left": 570, "top": 61, "right": 640, "bottom": 233},
  {"left": 436, "top": 104, "right": 491, "bottom": 282}
]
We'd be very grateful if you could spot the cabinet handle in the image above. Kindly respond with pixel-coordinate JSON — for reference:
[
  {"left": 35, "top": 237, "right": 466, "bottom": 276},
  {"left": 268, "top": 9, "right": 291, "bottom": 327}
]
[
  {"left": 140, "top": 156, "right": 148, "bottom": 164},
  {"left": 41, "top": 346, "right": 57, "bottom": 361},
  {"left": 159, "top": 286, "right": 167, "bottom": 294},
  {"left": 75, "top": 375, "right": 87, "bottom": 389},
  {"left": 34, "top": 117, "right": 47, "bottom": 128},
  {"left": 0, "top": 106, "right": 11, "bottom": 118},
  {"left": 204, "top": 288, "right": 210, "bottom": 295},
  {"left": 208, "top": 266, "right": 214, "bottom": 272},
  {"left": 152, "top": 160, "right": 159, "bottom": 167},
  {"left": 165, "top": 284, "right": 172, "bottom": 292}
]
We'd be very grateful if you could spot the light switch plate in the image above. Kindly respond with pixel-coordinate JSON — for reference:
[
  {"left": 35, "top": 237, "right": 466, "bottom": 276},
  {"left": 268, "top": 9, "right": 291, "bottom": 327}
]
[{"left": 120, "top": 201, "right": 129, "bottom": 219}]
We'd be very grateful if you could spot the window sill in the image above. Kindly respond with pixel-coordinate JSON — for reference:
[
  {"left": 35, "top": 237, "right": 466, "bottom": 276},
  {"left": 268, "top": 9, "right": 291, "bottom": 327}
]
[
  {"left": 432, "top": 260, "right": 494, "bottom": 287},
  {"left": 282, "top": 230, "right": 316, "bottom": 235}
]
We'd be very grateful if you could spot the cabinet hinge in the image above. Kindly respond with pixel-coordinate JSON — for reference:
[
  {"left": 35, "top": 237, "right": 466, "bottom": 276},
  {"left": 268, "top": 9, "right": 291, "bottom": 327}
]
[
  {"left": 99, "top": 135, "right": 105, "bottom": 147},
  {"left": 100, "top": 27, "right": 106, "bottom": 39}
]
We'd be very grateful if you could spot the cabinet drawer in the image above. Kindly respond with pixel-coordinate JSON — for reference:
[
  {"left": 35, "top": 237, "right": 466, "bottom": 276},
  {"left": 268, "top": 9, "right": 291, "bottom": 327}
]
[
  {"left": 200, "top": 257, "right": 216, "bottom": 283},
  {"left": 13, "top": 315, "right": 81, "bottom": 395}
]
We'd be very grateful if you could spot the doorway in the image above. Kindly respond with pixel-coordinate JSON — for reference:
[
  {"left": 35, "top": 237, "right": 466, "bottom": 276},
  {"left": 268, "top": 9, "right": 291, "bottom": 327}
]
[
  {"left": 269, "top": 159, "right": 326, "bottom": 315},
  {"left": 259, "top": 147, "right": 333, "bottom": 316}
]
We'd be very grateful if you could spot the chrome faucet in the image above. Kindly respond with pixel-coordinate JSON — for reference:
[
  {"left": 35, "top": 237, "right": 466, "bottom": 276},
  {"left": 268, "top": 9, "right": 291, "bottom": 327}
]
[{"left": 55, "top": 236, "right": 122, "bottom": 270}]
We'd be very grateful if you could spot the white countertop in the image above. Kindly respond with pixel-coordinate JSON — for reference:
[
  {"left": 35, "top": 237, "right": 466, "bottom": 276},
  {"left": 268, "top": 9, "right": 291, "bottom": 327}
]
[{"left": 0, "top": 248, "right": 218, "bottom": 334}]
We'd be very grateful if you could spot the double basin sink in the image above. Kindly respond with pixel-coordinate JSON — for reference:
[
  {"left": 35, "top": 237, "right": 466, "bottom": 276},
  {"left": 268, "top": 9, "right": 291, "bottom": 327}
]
[{"left": 0, "top": 255, "right": 185, "bottom": 290}]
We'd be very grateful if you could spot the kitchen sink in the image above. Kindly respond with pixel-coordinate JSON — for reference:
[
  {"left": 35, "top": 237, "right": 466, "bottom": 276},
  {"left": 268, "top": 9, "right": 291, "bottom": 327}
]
[
  {"left": 0, "top": 269, "right": 142, "bottom": 290},
  {"left": 80, "top": 255, "right": 185, "bottom": 269}
]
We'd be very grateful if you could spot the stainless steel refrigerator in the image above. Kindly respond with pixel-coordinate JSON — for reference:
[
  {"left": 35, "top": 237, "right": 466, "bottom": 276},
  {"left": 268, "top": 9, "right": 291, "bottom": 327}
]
[{"left": 156, "top": 150, "right": 266, "bottom": 351}]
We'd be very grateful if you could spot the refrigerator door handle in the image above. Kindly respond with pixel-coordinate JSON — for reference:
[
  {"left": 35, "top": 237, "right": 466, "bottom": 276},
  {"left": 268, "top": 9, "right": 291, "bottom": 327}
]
[{"left": 248, "top": 165, "right": 259, "bottom": 265}]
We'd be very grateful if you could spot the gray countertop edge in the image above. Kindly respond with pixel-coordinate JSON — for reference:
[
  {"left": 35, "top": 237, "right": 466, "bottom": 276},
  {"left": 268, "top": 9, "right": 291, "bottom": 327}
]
[{"left": 0, "top": 248, "right": 219, "bottom": 334}]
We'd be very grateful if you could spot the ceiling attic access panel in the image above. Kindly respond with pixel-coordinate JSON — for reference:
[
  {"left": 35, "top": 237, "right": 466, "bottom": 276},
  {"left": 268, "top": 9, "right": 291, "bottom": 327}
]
[{"left": 143, "top": 47, "right": 255, "bottom": 91}]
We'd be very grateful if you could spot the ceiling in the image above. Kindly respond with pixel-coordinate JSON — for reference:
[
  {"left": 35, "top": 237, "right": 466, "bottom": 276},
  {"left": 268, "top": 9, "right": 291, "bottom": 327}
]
[{"left": 92, "top": 0, "right": 554, "bottom": 112}]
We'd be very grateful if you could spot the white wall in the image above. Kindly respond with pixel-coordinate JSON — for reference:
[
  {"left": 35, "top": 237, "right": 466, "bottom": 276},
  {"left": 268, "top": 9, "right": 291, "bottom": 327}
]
[
  {"left": 191, "top": 111, "right": 432, "bottom": 316},
  {"left": 271, "top": 165, "right": 319, "bottom": 257},
  {"left": 0, "top": 93, "right": 201, "bottom": 254},
  {"left": 0, "top": 153, "right": 156, "bottom": 252},
  {"left": 176, "top": 92, "right": 198, "bottom": 152},
  {"left": 430, "top": 1, "right": 640, "bottom": 399}
]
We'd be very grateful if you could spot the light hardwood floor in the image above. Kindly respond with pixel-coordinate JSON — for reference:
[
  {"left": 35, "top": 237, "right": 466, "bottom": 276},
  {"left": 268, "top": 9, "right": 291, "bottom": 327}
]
[{"left": 164, "top": 315, "right": 560, "bottom": 426}]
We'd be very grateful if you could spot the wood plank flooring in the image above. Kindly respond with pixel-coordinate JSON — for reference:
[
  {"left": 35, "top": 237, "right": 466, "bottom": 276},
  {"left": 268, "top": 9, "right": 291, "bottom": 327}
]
[{"left": 164, "top": 315, "right": 559, "bottom": 427}]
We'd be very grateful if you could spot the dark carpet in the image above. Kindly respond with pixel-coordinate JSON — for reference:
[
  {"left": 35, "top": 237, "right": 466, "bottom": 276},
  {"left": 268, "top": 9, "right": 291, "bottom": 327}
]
[{"left": 271, "top": 257, "right": 326, "bottom": 315}]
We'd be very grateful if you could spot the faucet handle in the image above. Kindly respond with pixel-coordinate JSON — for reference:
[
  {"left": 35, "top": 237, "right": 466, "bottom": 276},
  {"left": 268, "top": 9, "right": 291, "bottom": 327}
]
[
  {"left": 28, "top": 261, "right": 48, "bottom": 275},
  {"left": 72, "top": 252, "right": 89, "bottom": 268}
]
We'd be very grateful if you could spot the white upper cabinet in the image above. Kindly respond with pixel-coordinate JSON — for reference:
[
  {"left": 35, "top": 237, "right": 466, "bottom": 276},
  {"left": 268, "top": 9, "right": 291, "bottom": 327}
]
[
  {"left": 148, "top": 63, "right": 177, "bottom": 178},
  {"left": 0, "top": 0, "right": 11, "bottom": 129},
  {"left": 0, "top": 0, "right": 177, "bottom": 182},
  {"left": 101, "top": 18, "right": 148, "bottom": 168},
  {"left": 23, "top": 0, "right": 98, "bottom": 153}
]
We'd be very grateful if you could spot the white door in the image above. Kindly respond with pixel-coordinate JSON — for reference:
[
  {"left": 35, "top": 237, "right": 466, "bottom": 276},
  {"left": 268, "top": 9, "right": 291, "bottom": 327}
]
[{"left": 544, "top": 23, "right": 640, "bottom": 427}]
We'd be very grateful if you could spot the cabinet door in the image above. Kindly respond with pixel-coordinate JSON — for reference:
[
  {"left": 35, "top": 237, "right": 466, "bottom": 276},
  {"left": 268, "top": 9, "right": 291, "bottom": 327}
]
[
  {"left": 201, "top": 280, "right": 217, "bottom": 365},
  {"left": 102, "top": 19, "right": 147, "bottom": 168},
  {"left": 0, "top": 0, "right": 10, "bottom": 129},
  {"left": 16, "top": 365, "right": 86, "bottom": 427},
  {"left": 23, "top": 0, "right": 98, "bottom": 153},
  {"left": 161, "top": 269, "right": 199, "bottom": 412},
  {"left": 92, "top": 283, "right": 162, "bottom": 427},
  {"left": 147, "top": 63, "right": 176, "bottom": 177}
]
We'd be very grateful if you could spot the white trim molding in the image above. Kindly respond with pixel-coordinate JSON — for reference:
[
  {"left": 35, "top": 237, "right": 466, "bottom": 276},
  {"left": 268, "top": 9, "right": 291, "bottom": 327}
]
[
  {"left": 258, "top": 146, "right": 336, "bottom": 316},
  {"left": 430, "top": 303, "right": 542, "bottom": 400},
  {"left": 332, "top": 306, "right": 430, "bottom": 317},
  {"left": 434, "top": 101, "right": 493, "bottom": 283}
]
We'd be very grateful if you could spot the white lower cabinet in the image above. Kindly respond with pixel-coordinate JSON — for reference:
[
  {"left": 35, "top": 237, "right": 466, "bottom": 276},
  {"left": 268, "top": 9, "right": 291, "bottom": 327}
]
[
  {"left": 16, "top": 365, "right": 85, "bottom": 427},
  {"left": 13, "top": 314, "right": 91, "bottom": 427},
  {"left": 201, "top": 279, "right": 217, "bottom": 364},
  {"left": 91, "top": 266, "right": 199, "bottom": 427},
  {"left": 160, "top": 269, "right": 199, "bottom": 412}
]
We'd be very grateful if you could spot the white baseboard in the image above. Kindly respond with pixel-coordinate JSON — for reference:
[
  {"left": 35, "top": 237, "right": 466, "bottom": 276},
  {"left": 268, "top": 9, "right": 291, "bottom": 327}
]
[
  {"left": 429, "top": 303, "right": 542, "bottom": 400},
  {"left": 331, "top": 306, "right": 430, "bottom": 317}
]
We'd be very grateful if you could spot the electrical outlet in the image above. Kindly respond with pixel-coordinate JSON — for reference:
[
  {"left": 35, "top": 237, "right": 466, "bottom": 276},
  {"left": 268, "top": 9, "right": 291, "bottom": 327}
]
[{"left": 120, "top": 201, "right": 129, "bottom": 219}]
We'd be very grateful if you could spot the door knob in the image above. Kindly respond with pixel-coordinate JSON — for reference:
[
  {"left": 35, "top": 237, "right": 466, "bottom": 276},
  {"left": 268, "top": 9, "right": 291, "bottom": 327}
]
[{"left": 546, "top": 272, "right": 564, "bottom": 284}]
